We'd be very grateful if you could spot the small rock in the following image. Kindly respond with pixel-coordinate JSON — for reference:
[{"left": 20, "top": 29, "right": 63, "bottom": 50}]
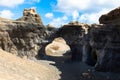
[{"left": 82, "top": 72, "right": 91, "bottom": 78}]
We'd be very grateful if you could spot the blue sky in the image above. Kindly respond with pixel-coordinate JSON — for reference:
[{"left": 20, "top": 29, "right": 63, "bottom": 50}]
[{"left": 0, "top": 0, "right": 120, "bottom": 27}]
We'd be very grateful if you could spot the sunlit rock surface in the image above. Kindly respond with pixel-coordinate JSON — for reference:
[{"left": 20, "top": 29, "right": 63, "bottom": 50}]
[{"left": 45, "top": 37, "right": 70, "bottom": 56}]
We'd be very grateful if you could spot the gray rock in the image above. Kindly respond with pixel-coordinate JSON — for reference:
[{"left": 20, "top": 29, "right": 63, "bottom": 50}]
[
  {"left": 99, "top": 7, "right": 120, "bottom": 25},
  {"left": 0, "top": 8, "right": 46, "bottom": 59},
  {"left": 90, "top": 24, "right": 120, "bottom": 72}
]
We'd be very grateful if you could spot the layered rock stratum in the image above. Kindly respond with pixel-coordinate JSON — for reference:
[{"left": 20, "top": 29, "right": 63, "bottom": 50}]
[{"left": 88, "top": 7, "right": 120, "bottom": 72}]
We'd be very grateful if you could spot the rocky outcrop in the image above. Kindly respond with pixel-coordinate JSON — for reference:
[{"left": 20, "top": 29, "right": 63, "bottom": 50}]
[
  {"left": 0, "top": 7, "right": 120, "bottom": 73},
  {"left": 0, "top": 26, "right": 17, "bottom": 54},
  {"left": 99, "top": 7, "right": 120, "bottom": 24},
  {"left": 17, "top": 8, "right": 43, "bottom": 25},
  {"left": 45, "top": 24, "right": 58, "bottom": 41},
  {"left": 54, "top": 21, "right": 90, "bottom": 61},
  {"left": 0, "top": 8, "right": 46, "bottom": 58},
  {"left": 9, "top": 22, "right": 46, "bottom": 58},
  {"left": 45, "top": 37, "right": 70, "bottom": 57},
  {"left": 55, "top": 21, "right": 89, "bottom": 45},
  {"left": 89, "top": 24, "right": 120, "bottom": 72},
  {"left": 90, "top": 7, "right": 120, "bottom": 72},
  {"left": 53, "top": 19, "right": 120, "bottom": 72}
]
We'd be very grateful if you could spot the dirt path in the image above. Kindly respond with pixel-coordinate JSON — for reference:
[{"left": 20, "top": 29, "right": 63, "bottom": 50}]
[{"left": 46, "top": 56, "right": 120, "bottom": 80}]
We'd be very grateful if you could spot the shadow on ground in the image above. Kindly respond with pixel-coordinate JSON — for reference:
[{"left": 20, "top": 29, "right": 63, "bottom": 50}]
[{"left": 42, "top": 55, "right": 120, "bottom": 80}]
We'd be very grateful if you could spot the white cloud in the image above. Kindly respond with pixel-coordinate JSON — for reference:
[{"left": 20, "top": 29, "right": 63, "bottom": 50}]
[
  {"left": 55, "top": 0, "right": 90, "bottom": 12},
  {"left": 25, "top": 0, "right": 40, "bottom": 4},
  {"left": 49, "top": 15, "right": 68, "bottom": 27},
  {"left": 56, "top": 0, "right": 120, "bottom": 12},
  {"left": 45, "top": 13, "right": 54, "bottom": 19},
  {"left": 0, "top": 0, "right": 24, "bottom": 8},
  {"left": 55, "top": 0, "right": 120, "bottom": 24},
  {"left": 30, "top": 6, "right": 37, "bottom": 9},
  {"left": 31, "top": 0, "right": 40, "bottom": 3},
  {"left": 79, "top": 9, "right": 110, "bottom": 24},
  {"left": 72, "top": 10, "right": 79, "bottom": 21},
  {"left": 0, "top": 10, "right": 14, "bottom": 19},
  {"left": 0, "top": 0, "right": 41, "bottom": 8}
]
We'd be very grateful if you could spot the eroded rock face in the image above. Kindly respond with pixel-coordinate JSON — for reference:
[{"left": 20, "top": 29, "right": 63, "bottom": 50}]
[
  {"left": 90, "top": 24, "right": 120, "bottom": 72},
  {"left": 99, "top": 7, "right": 120, "bottom": 25},
  {"left": 90, "top": 7, "right": 120, "bottom": 72},
  {"left": 17, "top": 8, "right": 43, "bottom": 25},
  {"left": 0, "top": 28, "right": 17, "bottom": 54},
  {"left": 0, "top": 8, "right": 46, "bottom": 58},
  {"left": 45, "top": 24, "right": 58, "bottom": 41},
  {"left": 54, "top": 21, "right": 89, "bottom": 61},
  {"left": 8, "top": 23, "right": 46, "bottom": 58},
  {"left": 55, "top": 21, "right": 88, "bottom": 45},
  {"left": 45, "top": 37, "right": 70, "bottom": 57}
]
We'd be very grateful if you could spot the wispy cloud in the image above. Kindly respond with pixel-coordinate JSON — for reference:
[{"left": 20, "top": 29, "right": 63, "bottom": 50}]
[
  {"left": 54, "top": 0, "right": 120, "bottom": 24},
  {"left": 79, "top": 9, "right": 110, "bottom": 24},
  {"left": 31, "top": 0, "right": 40, "bottom": 3},
  {"left": 25, "top": 0, "right": 40, "bottom": 4},
  {"left": 55, "top": 0, "right": 120, "bottom": 12},
  {"left": 0, "top": 0, "right": 24, "bottom": 8},
  {"left": 0, "top": 10, "right": 14, "bottom": 19},
  {"left": 45, "top": 13, "right": 54, "bottom": 19},
  {"left": 49, "top": 15, "right": 68, "bottom": 27},
  {"left": 72, "top": 10, "right": 79, "bottom": 21},
  {"left": 0, "top": 0, "right": 40, "bottom": 8}
]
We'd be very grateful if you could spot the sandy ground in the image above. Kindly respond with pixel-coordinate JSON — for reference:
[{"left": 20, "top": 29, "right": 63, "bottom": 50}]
[{"left": 0, "top": 49, "right": 61, "bottom": 80}]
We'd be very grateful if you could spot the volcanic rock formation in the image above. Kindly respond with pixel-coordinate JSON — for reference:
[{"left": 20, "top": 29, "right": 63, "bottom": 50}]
[
  {"left": 0, "top": 7, "right": 120, "bottom": 73},
  {"left": 17, "top": 8, "right": 43, "bottom": 24},
  {"left": 89, "top": 7, "right": 120, "bottom": 72},
  {"left": 89, "top": 24, "right": 120, "bottom": 72},
  {"left": 54, "top": 21, "right": 90, "bottom": 61},
  {"left": 0, "top": 8, "right": 46, "bottom": 58}
]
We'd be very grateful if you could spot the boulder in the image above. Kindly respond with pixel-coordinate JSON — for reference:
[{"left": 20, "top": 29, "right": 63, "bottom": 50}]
[{"left": 45, "top": 37, "right": 70, "bottom": 56}]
